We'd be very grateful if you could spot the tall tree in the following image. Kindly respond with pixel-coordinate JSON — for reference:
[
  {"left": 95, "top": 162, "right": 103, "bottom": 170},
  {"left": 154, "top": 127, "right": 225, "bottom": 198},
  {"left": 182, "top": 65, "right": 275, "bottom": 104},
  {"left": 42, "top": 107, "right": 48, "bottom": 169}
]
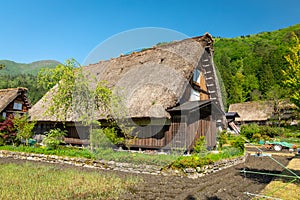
[
  {"left": 37, "top": 59, "right": 135, "bottom": 149},
  {"left": 282, "top": 32, "right": 300, "bottom": 109}
]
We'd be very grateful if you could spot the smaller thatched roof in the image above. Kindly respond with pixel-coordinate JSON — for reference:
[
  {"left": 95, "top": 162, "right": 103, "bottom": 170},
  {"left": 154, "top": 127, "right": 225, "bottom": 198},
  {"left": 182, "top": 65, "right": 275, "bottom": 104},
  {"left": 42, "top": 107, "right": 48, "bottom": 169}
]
[
  {"left": 0, "top": 87, "right": 30, "bottom": 112},
  {"left": 228, "top": 100, "right": 297, "bottom": 122}
]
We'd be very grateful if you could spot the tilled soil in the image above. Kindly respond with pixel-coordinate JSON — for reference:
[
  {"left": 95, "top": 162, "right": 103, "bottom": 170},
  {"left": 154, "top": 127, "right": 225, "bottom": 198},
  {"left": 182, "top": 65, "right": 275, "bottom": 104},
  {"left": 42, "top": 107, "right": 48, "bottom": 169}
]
[
  {"left": 120, "top": 155, "right": 294, "bottom": 200},
  {"left": 0, "top": 155, "right": 296, "bottom": 200}
]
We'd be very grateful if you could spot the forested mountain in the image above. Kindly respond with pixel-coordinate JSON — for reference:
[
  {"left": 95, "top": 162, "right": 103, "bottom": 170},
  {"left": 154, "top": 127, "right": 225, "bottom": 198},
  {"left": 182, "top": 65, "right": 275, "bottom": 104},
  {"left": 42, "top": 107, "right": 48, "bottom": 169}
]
[
  {"left": 0, "top": 60, "right": 60, "bottom": 104},
  {"left": 214, "top": 24, "right": 300, "bottom": 109},
  {"left": 0, "top": 60, "right": 59, "bottom": 75}
]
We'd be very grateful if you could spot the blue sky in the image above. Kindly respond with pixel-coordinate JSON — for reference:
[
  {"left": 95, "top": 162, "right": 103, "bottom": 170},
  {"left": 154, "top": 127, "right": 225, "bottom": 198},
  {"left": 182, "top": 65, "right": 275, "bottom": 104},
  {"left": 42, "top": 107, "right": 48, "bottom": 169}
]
[{"left": 1, "top": 0, "right": 300, "bottom": 64}]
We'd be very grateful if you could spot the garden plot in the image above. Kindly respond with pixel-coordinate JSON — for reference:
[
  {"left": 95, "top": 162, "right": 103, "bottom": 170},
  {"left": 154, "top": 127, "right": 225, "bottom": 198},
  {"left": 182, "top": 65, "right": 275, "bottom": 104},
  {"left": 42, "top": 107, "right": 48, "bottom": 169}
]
[{"left": 0, "top": 155, "right": 296, "bottom": 200}]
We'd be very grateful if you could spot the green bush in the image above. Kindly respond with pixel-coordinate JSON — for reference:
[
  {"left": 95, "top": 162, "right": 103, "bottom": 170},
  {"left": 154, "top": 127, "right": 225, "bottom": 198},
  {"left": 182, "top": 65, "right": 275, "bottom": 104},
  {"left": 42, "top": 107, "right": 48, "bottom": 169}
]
[
  {"left": 171, "top": 155, "right": 213, "bottom": 169},
  {"left": 231, "top": 136, "right": 245, "bottom": 152},
  {"left": 103, "top": 127, "right": 124, "bottom": 145},
  {"left": 217, "top": 130, "right": 228, "bottom": 149},
  {"left": 193, "top": 136, "right": 207, "bottom": 154},
  {"left": 240, "top": 123, "right": 260, "bottom": 140},
  {"left": 90, "top": 127, "right": 123, "bottom": 150},
  {"left": 42, "top": 128, "right": 67, "bottom": 150},
  {"left": 259, "top": 126, "right": 283, "bottom": 138}
]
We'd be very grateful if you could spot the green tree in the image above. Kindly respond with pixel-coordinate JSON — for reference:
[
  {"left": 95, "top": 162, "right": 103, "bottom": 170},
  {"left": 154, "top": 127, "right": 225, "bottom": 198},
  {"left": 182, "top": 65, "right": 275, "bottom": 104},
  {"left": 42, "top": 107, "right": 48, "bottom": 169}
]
[
  {"left": 193, "top": 136, "right": 207, "bottom": 155},
  {"left": 13, "top": 115, "right": 36, "bottom": 146},
  {"left": 266, "top": 84, "right": 289, "bottom": 126},
  {"left": 38, "top": 59, "right": 135, "bottom": 149},
  {"left": 0, "top": 64, "right": 5, "bottom": 70},
  {"left": 282, "top": 32, "right": 300, "bottom": 109}
]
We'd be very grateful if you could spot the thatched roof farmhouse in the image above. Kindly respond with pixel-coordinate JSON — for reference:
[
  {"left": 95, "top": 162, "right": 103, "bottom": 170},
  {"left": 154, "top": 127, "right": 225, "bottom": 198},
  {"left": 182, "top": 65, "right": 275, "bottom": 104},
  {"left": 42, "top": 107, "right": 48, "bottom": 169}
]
[
  {"left": 30, "top": 33, "right": 224, "bottom": 151},
  {"left": 228, "top": 100, "right": 297, "bottom": 125},
  {"left": 0, "top": 87, "right": 31, "bottom": 118}
]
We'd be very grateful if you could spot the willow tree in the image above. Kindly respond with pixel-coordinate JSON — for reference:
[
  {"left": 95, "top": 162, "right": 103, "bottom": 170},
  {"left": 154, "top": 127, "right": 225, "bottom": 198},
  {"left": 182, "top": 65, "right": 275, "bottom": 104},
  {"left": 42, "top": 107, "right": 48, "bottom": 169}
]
[
  {"left": 282, "top": 33, "right": 300, "bottom": 109},
  {"left": 37, "top": 59, "right": 135, "bottom": 149}
]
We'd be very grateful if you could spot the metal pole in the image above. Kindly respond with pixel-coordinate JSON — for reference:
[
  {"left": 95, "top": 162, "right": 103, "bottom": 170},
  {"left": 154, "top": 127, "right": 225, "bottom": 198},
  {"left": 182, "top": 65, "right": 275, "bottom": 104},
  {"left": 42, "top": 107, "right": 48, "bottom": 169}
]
[
  {"left": 244, "top": 192, "right": 282, "bottom": 200},
  {"left": 240, "top": 169, "right": 300, "bottom": 179}
]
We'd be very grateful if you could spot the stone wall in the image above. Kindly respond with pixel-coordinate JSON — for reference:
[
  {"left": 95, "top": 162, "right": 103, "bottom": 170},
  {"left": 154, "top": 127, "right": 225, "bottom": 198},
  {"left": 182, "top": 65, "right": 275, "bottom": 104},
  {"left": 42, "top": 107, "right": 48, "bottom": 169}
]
[{"left": 0, "top": 150, "right": 245, "bottom": 179}]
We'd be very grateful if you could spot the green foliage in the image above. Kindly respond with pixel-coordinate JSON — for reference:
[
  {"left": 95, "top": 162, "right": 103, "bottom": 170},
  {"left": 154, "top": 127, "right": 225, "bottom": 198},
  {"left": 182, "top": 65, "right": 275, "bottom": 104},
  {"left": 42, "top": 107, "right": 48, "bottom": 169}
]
[
  {"left": 103, "top": 127, "right": 124, "bottom": 145},
  {"left": 217, "top": 130, "right": 228, "bottom": 149},
  {"left": 12, "top": 115, "right": 36, "bottom": 146},
  {"left": 240, "top": 123, "right": 260, "bottom": 140},
  {"left": 0, "top": 60, "right": 59, "bottom": 104},
  {"left": 171, "top": 146, "right": 243, "bottom": 170},
  {"left": 90, "top": 127, "right": 123, "bottom": 150},
  {"left": 241, "top": 124, "right": 287, "bottom": 142},
  {"left": 0, "top": 74, "right": 48, "bottom": 104},
  {"left": 42, "top": 128, "right": 67, "bottom": 149},
  {"left": 214, "top": 24, "right": 300, "bottom": 107},
  {"left": 0, "top": 63, "right": 5, "bottom": 70},
  {"left": 38, "top": 59, "right": 78, "bottom": 121},
  {"left": 282, "top": 32, "right": 300, "bottom": 109},
  {"left": 0, "top": 60, "right": 59, "bottom": 76},
  {"left": 230, "top": 136, "right": 245, "bottom": 152},
  {"left": 0, "top": 145, "right": 94, "bottom": 159},
  {"left": 171, "top": 155, "right": 213, "bottom": 169},
  {"left": 37, "top": 59, "right": 117, "bottom": 123},
  {"left": 38, "top": 59, "right": 136, "bottom": 150},
  {"left": 94, "top": 148, "right": 179, "bottom": 166},
  {"left": 259, "top": 126, "right": 283, "bottom": 138},
  {"left": 193, "top": 136, "right": 207, "bottom": 154}
]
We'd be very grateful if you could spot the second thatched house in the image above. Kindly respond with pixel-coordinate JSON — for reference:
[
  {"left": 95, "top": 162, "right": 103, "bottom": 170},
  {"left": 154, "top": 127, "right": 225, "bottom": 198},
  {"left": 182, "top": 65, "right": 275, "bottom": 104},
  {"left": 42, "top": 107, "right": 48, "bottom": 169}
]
[
  {"left": 228, "top": 100, "right": 298, "bottom": 125},
  {"left": 30, "top": 33, "right": 224, "bottom": 151},
  {"left": 0, "top": 87, "right": 31, "bottom": 119}
]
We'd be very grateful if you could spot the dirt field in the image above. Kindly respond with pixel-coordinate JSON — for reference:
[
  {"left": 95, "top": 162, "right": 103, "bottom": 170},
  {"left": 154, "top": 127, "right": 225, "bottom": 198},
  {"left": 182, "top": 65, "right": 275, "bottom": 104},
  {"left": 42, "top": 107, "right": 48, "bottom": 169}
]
[{"left": 1, "top": 154, "right": 298, "bottom": 200}]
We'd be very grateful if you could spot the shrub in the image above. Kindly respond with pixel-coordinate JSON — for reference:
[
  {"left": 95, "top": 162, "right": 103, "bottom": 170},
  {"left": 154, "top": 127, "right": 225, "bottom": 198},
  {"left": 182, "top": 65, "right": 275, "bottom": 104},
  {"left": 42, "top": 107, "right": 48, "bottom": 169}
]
[
  {"left": 259, "top": 126, "right": 282, "bottom": 138},
  {"left": 103, "top": 127, "right": 124, "bottom": 145},
  {"left": 90, "top": 127, "right": 123, "bottom": 150},
  {"left": 193, "top": 136, "right": 207, "bottom": 154},
  {"left": 240, "top": 124, "right": 260, "bottom": 140},
  {"left": 217, "top": 130, "right": 228, "bottom": 149},
  {"left": 42, "top": 128, "right": 67, "bottom": 149},
  {"left": 252, "top": 133, "right": 262, "bottom": 142},
  {"left": 231, "top": 136, "right": 245, "bottom": 152},
  {"left": 171, "top": 155, "right": 213, "bottom": 169},
  {"left": 0, "top": 117, "right": 18, "bottom": 146},
  {"left": 90, "top": 128, "right": 111, "bottom": 149}
]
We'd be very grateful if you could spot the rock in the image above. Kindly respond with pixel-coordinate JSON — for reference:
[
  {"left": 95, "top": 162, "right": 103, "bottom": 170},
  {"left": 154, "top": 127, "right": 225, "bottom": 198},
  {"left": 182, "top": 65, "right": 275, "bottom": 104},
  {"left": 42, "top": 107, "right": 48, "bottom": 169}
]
[
  {"left": 107, "top": 161, "right": 115, "bottom": 165},
  {"left": 184, "top": 168, "right": 196, "bottom": 173}
]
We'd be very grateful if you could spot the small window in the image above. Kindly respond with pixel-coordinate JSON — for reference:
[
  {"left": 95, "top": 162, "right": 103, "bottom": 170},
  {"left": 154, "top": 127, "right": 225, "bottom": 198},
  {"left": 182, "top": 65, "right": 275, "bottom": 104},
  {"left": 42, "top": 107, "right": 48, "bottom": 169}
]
[
  {"left": 193, "top": 69, "right": 201, "bottom": 83},
  {"left": 13, "top": 102, "right": 23, "bottom": 110},
  {"left": 190, "top": 89, "right": 200, "bottom": 101},
  {"left": 2, "top": 112, "right": 6, "bottom": 118}
]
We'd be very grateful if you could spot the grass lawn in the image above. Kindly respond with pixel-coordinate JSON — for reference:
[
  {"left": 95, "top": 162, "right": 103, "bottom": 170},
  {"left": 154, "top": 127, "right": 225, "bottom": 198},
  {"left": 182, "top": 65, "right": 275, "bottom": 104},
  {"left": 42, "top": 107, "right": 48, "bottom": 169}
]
[{"left": 0, "top": 162, "right": 138, "bottom": 200}]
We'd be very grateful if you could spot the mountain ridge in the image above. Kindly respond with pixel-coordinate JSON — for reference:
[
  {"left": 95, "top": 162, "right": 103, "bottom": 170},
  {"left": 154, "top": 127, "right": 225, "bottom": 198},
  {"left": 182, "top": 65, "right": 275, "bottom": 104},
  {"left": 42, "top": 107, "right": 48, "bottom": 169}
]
[{"left": 0, "top": 59, "right": 60, "bottom": 76}]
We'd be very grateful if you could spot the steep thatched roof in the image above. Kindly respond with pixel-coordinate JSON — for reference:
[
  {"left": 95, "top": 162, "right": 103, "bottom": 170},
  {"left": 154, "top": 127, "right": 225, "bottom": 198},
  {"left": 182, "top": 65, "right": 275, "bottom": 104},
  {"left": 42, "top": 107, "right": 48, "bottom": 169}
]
[
  {"left": 228, "top": 100, "right": 297, "bottom": 122},
  {"left": 30, "top": 34, "right": 215, "bottom": 121},
  {"left": 0, "top": 87, "right": 29, "bottom": 112}
]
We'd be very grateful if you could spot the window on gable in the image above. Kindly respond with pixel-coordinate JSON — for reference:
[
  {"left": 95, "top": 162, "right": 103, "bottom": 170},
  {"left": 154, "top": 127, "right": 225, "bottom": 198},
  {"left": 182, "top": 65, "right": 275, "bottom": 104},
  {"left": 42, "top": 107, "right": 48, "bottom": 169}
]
[
  {"left": 13, "top": 102, "right": 23, "bottom": 110},
  {"left": 193, "top": 69, "right": 201, "bottom": 83}
]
